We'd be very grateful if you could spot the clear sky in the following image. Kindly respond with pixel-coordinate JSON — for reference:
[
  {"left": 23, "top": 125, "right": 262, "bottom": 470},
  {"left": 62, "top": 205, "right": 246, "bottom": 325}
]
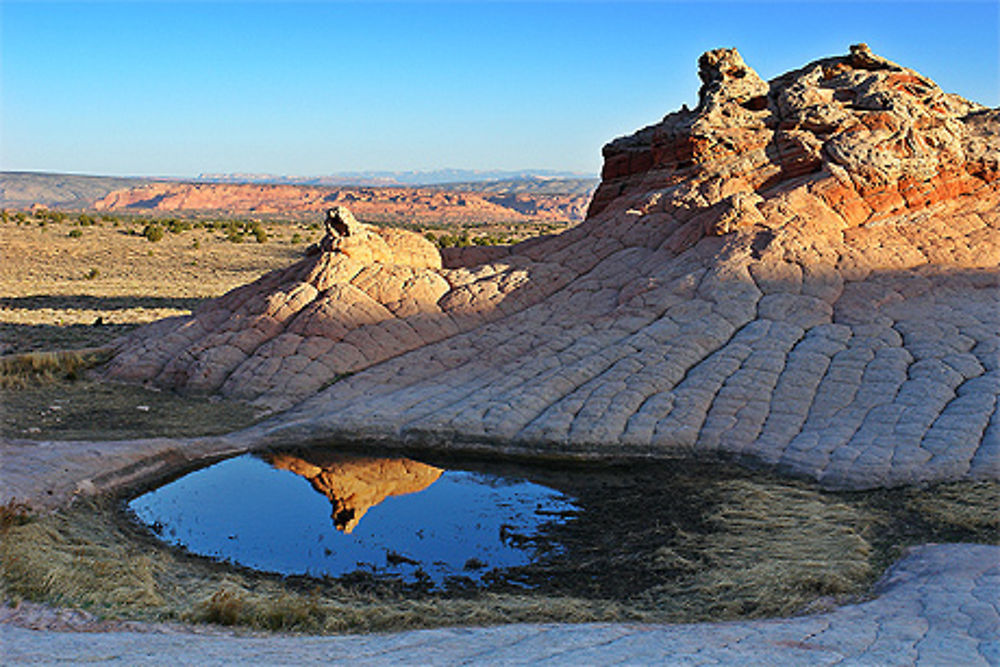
[{"left": 2, "top": 1, "right": 997, "bottom": 178}]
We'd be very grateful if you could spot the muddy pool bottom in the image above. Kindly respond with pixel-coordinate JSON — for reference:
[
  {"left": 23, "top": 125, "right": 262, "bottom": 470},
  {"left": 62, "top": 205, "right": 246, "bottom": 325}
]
[{"left": 126, "top": 446, "right": 994, "bottom": 611}]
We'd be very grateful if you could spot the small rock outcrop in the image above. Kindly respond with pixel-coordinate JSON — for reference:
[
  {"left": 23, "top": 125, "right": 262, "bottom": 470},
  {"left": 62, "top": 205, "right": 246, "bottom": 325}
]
[
  {"left": 104, "top": 207, "right": 454, "bottom": 408},
  {"left": 106, "top": 46, "right": 999, "bottom": 489},
  {"left": 266, "top": 452, "right": 443, "bottom": 533}
]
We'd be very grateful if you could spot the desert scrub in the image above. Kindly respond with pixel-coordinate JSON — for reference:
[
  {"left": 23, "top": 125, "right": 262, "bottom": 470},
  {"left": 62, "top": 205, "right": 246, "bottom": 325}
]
[
  {"left": 222, "top": 220, "right": 268, "bottom": 244},
  {"left": 252, "top": 223, "right": 268, "bottom": 243},
  {"left": 0, "top": 347, "right": 112, "bottom": 388},
  {"left": 143, "top": 224, "right": 165, "bottom": 242},
  {"left": 166, "top": 218, "right": 191, "bottom": 234}
]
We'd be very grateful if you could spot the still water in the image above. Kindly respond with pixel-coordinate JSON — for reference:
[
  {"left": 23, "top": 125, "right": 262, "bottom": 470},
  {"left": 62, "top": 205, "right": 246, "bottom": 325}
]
[{"left": 128, "top": 451, "right": 578, "bottom": 585}]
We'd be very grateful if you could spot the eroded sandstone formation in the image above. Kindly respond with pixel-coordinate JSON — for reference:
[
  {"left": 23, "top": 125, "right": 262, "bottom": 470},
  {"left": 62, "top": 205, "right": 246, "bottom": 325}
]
[
  {"left": 105, "top": 45, "right": 999, "bottom": 488},
  {"left": 266, "top": 451, "right": 443, "bottom": 533}
]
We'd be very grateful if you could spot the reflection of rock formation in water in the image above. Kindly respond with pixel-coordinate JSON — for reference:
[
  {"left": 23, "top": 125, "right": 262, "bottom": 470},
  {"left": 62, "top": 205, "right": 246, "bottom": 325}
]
[{"left": 266, "top": 452, "right": 443, "bottom": 533}]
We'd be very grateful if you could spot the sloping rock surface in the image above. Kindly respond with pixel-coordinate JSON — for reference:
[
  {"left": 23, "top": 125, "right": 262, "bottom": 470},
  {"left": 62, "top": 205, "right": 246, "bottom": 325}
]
[{"left": 106, "top": 45, "right": 999, "bottom": 489}]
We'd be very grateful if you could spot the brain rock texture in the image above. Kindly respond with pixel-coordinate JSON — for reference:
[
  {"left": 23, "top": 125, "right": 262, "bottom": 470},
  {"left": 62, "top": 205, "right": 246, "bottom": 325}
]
[{"left": 105, "top": 45, "right": 999, "bottom": 489}]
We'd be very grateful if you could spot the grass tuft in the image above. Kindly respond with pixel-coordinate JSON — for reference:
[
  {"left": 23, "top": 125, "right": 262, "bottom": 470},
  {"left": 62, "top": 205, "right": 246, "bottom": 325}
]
[
  {"left": 0, "top": 499, "right": 34, "bottom": 531},
  {"left": 905, "top": 481, "right": 1000, "bottom": 534},
  {"left": 0, "top": 500, "right": 164, "bottom": 610},
  {"left": 0, "top": 348, "right": 112, "bottom": 388}
]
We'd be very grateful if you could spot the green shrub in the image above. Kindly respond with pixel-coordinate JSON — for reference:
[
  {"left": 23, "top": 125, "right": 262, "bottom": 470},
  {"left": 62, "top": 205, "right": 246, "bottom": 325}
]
[
  {"left": 290, "top": 233, "right": 303, "bottom": 244},
  {"left": 251, "top": 223, "right": 267, "bottom": 244},
  {"left": 166, "top": 218, "right": 190, "bottom": 234},
  {"left": 143, "top": 224, "right": 164, "bottom": 242},
  {"left": 85, "top": 268, "right": 100, "bottom": 280},
  {"left": 434, "top": 232, "right": 472, "bottom": 248},
  {"left": 68, "top": 229, "right": 83, "bottom": 238}
]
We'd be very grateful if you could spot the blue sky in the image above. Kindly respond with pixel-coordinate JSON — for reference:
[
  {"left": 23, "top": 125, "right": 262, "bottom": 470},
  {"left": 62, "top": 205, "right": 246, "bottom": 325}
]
[{"left": 2, "top": 1, "right": 997, "bottom": 177}]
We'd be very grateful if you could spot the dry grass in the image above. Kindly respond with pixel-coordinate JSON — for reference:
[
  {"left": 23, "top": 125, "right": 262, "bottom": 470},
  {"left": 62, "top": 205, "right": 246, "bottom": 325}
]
[
  {"left": 661, "top": 481, "right": 875, "bottom": 619},
  {"left": 0, "top": 347, "right": 112, "bottom": 388},
  {"left": 0, "top": 499, "right": 637, "bottom": 633},
  {"left": 905, "top": 481, "right": 1000, "bottom": 534},
  {"left": 0, "top": 468, "right": 996, "bottom": 634},
  {"left": 491, "top": 470, "right": 881, "bottom": 622},
  {"left": 0, "top": 502, "right": 165, "bottom": 612}
]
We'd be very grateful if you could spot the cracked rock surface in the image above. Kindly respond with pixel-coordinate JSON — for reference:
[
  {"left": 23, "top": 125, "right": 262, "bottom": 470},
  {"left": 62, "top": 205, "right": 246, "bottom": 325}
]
[{"left": 103, "top": 45, "right": 999, "bottom": 490}]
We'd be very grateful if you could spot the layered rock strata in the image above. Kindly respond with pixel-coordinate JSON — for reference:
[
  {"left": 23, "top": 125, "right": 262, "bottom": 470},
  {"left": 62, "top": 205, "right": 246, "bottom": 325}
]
[{"left": 106, "top": 45, "right": 999, "bottom": 489}]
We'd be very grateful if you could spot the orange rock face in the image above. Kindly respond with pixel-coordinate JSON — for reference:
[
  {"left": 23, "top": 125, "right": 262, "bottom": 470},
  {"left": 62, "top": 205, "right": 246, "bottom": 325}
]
[
  {"left": 588, "top": 44, "right": 995, "bottom": 229},
  {"left": 105, "top": 45, "right": 998, "bottom": 489},
  {"left": 266, "top": 451, "right": 443, "bottom": 533},
  {"left": 93, "top": 182, "right": 590, "bottom": 224}
]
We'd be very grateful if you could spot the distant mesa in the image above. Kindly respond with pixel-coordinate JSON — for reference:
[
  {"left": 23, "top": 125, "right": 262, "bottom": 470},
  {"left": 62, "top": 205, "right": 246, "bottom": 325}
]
[
  {"left": 104, "top": 45, "right": 999, "bottom": 490},
  {"left": 192, "top": 169, "right": 596, "bottom": 187},
  {"left": 265, "top": 451, "right": 443, "bottom": 533},
  {"left": 0, "top": 170, "right": 596, "bottom": 223},
  {"left": 90, "top": 179, "right": 592, "bottom": 224}
]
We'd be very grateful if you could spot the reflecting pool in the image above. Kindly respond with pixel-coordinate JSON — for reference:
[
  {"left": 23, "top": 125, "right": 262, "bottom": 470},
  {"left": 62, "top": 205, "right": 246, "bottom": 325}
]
[
  {"left": 113, "top": 449, "right": 1000, "bottom": 620},
  {"left": 128, "top": 451, "right": 578, "bottom": 585}
]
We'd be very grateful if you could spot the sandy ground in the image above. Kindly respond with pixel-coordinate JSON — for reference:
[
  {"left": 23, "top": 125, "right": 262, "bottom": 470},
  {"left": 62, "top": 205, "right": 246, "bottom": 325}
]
[{"left": 1, "top": 219, "right": 310, "bottom": 353}]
